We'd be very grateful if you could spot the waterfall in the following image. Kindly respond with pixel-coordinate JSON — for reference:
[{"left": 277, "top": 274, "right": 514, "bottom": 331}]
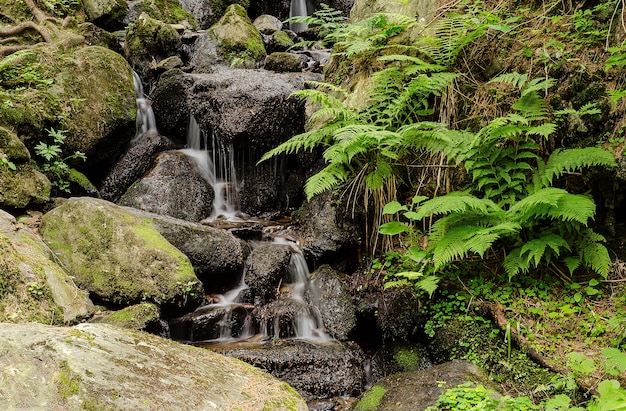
[
  {"left": 180, "top": 115, "right": 241, "bottom": 220},
  {"left": 132, "top": 71, "right": 157, "bottom": 140},
  {"left": 289, "top": 0, "right": 311, "bottom": 32}
]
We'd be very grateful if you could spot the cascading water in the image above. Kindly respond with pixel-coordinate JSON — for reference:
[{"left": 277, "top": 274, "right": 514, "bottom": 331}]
[
  {"left": 132, "top": 71, "right": 157, "bottom": 140},
  {"left": 289, "top": 0, "right": 311, "bottom": 32},
  {"left": 180, "top": 115, "right": 241, "bottom": 220}
]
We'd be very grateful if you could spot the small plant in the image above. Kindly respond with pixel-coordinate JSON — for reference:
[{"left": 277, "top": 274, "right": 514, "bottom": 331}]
[
  {"left": 0, "top": 154, "right": 16, "bottom": 171},
  {"left": 26, "top": 281, "right": 44, "bottom": 298},
  {"left": 34, "top": 127, "right": 86, "bottom": 194}
]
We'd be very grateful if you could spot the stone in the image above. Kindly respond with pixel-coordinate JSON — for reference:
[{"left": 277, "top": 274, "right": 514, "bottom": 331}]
[
  {"left": 218, "top": 339, "right": 365, "bottom": 401},
  {"left": 40, "top": 197, "right": 204, "bottom": 316},
  {"left": 309, "top": 265, "right": 356, "bottom": 341},
  {"left": 82, "top": 0, "right": 127, "bottom": 30},
  {"left": 180, "top": 0, "right": 251, "bottom": 29},
  {"left": 354, "top": 361, "right": 497, "bottom": 411},
  {"left": 0, "top": 210, "right": 94, "bottom": 324},
  {"left": 209, "top": 4, "right": 266, "bottom": 68},
  {"left": 151, "top": 69, "right": 195, "bottom": 141},
  {"left": 244, "top": 242, "right": 293, "bottom": 302},
  {"left": 118, "top": 151, "right": 214, "bottom": 222},
  {"left": 124, "top": 0, "right": 197, "bottom": 27},
  {"left": 265, "top": 51, "right": 304, "bottom": 72},
  {"left": 254, "top": 14, "right": 284, "bottom": 34},
  {"left": 124, "top": 208, "right": 247, "bottom": 291},
  {"left": 125, "top": 13, "right": 182, "bottom": 83},
  {"left": 99, "top": 134, "right": 177, "bottom": 203},
  {"left": 0, "top": 322, "right": 308, "bottom": 410}
]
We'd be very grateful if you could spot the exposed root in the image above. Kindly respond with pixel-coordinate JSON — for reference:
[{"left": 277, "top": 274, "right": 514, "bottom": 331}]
[
  {"left": 0, "top": 44, "right": 35, "bottom": 57},
  {"left": 0, "top": 21, "right": 52, "bottom": 43}
]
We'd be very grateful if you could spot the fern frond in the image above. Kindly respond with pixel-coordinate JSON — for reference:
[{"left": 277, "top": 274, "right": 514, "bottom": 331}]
[
  {"left": 416, "top": 193, "right": 498, "bottom": 220},
  {"left": 508, "top": 187, "right": 567, "bottom": 220},
  {"left": 547, "top": 193, "right": 596, "bottom": 225},
  {"left": 487, "top": 72, "right": 529, "bottom": 89},
  {"left": 541, "top": 148, "right": 616, "bottom": 186},
  {"left": 304, "top": 163, "right": 347, "bottom": 200},
  {"left": 504, "top": 248, "right": 529, "bottom": 279},
  {"left": 577, "top": 228, "right": 611, "bottom": 278},
  {"left": 519, "top": 234, "right": 570, "bottom": 267}
]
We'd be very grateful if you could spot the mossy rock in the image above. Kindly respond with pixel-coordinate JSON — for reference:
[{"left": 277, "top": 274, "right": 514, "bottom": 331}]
[
  {"left": 125, "top": 13, "right": 182, "bottom": 80},
  {"left": 265, "top": 52, "right": 303, "bottom": 72},
  {"left": 0, "top": 322, "right": 308, "bottom": 410},
  {"left": 0, "top": 163, "right": 51, "bottom": 209},
  {"left": 132, "top": 0, "right": 198, "bottom": 27},
  {"left": 39, "top": 197, "right": 204, "bottom": 315},
  {"left": 0, "top": 210, "right": 93, "bottom": 324},
  {"left": 209, "top": 3, "right": 266, "bottom": 68},
  {"left": 0, "top": 45, "right": 136, "bottom": 169},
  {"left": 0, "top": 127, "right": 30, "bottom": 162},
  {"left": 92, "top": 303, "right": 161, "bottom": 330},
  {"left": 82, "top": 0, "right": 127, "bottom": 30}
]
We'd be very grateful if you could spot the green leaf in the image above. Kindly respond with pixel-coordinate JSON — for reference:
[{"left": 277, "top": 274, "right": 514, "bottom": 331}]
[
  {"left": 407, "top": 246, "right": 428, "bottom": 262},
  {"left": 379, "top": 221, "right": 409, "bottom": 235},
  {"left": 567, "top": 352, "right": 596, "bottom": 374},
  {"left": 603, "top": 348, "right": 626, "bottom": 376},
  {"left": 383, "top": 201, "right": 408, "bottom": 214}
]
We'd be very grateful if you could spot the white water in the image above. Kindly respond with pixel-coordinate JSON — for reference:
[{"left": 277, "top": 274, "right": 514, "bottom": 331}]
[
  {"left": 289, "top": 0, "right": 309, "bottom": 32},
  {"left": 180, "top": 115, "right": 241, "bottom": 220},
  {"left": 132, "top": 71, "right": 157, "bottom": 140},
  {"left": 274, "top": 238, "right": 332, "bottom": 343}
]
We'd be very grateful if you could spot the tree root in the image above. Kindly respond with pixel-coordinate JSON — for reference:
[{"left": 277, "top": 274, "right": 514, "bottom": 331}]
[{"left": 0, "top": 21, "right": 52, "bottom": 43}]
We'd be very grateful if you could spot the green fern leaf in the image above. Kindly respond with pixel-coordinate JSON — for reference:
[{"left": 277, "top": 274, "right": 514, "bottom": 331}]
[
  {"left": 415, "top": 193, "right": 498, "bottom": 220},
  {"left": 520, "top": 234, "right": 570, "bottom": 267},
  {"left": 304, "top": 164, "right": 347, "bottom": 200},
  {"left": 504, "top": 248, "right": 530, "bottom": 279},
  {"left": 542, "top": 148, "right": 616, "bottom": 185},
  {"left": 547, "top": 193, "right": 596, "bottom": 225},
  {"left": 577, "top": 228, "right": 611, "bottom": 278}
]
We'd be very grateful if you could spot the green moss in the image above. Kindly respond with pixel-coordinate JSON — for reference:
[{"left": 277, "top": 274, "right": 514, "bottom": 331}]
[
  {"left": 58, "top": 361, "right": 81, "bottom": 399},
  {"left": 272, "top": 31, "right": 294, "bottom": 48},
  {"left": 210, "top": 4, "right": 266, "bottom": 67},
  {"left": 354, "top": 385, "right": 387, "bottom": 411},
  {"left": 125, "top": 13, "right": 181, "bottom": 59},
  {"left": 0, "top": 127, "right": 30, "bottom": 161},
  {"left": 96, "top": 303, "right": 160, "bottom": 330},
  {"left": 0, "top": 163, "right": 51, "bottom": 208},
  {"left": 133, "top": 0, "right": 197, "bottom": 27},
  {"left": 394, "top": 348, "right": 421, "bottom": 372}
]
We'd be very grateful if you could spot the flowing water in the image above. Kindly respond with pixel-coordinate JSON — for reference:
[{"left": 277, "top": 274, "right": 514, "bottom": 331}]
[
  {"left": 180, "top": 115, "right": 241, "bottom": 220},
  {"left": 132, "top": 71, "right": 157, "bottom": 140},
  {"left": 289, "top": 0, "right": 310, "bottom": 32}
]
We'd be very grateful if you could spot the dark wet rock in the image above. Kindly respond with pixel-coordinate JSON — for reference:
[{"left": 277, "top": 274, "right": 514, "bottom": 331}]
[
  {"left": 376, "top": 284, "right": 421, "bottom": 341},
  {"left": 309, "top": 265, "right": 356, "bottom": 341},
  {"left": 0, "top": 322, "right": 308, "bottom": 410},
  {"left": 82, "top": 0, "right": 126, "bottom": 30},
  {"left": 254, "top": 14, "right": 283, "bottom": 33},
  {"left": 354, "top": 360, "right": 497, "bottom": 411},
  {"left": 245, "top": 242, "right": 293, "bottom": 302},
  {"left": 170, "top": 304, "right": 251, "bottom": 341},
  {"left": 186, "top": 31, "right": 226, "bottom": 72},
  {"left": 118, "top": 151, "right": 214, "bottom": 222},
  {"left": 155, "top": 55, "right": 184, "bottom": 72},
  {"left": 370, "top": 342, "right": 432, "bottom": 382},
  {"left": 125, "top": 13, "right": 181, "bottom": 84},
  {"left": 39, "top": 197, "right": 204, "bottom": 317},
  {"left": 99, "top": 134, "right": 177, "bottom": 202},
  {"left": 189, "top": 69, "right": 318, "bottom": 148},
  {"left": 262, "top": 30, "right": 295, "bottom": 53},
  {"left": 265, "top": 51, "right": 305, "bottom": 72},
  {"left": 256, "top": 296, "right": 320, "bottom": 339},
  {"left": 151, "top": 69, "right": 195, "bottom": 142},
  {"left": 293, "top": 191, "right": 360, "bottom": 268},
  {"left": 124, "top": 208, "right": 247, "bottom": 291},
  {"left": 217, "top": 339, "right": 366, "bottom": 400}
]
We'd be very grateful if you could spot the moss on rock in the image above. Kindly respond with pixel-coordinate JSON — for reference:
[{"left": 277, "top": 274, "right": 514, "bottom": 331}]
[
  {"left": 133, "top": 0, "right": 197, "bottom": 27},
  {"left": 93, "top": 303, "right": 161, "bottom": 330},
  {"left": 0, "top": 163, "right": 50, "bottom": 208},
  {"left": 39, "top": 197, "right": 203, "bottom": 313},
  {"left": 209, "top": 3, "right": 266, "bottom": 68}
]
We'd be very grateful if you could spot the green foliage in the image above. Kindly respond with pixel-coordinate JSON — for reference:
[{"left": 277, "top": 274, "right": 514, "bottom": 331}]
[
  {"left": 286, "top": 3, "right": 347, "bottom": 49},
  {"left": 425, "top": 382, "right": 538, "bottom": 411},
  {"left": 382, "top": 74, "right": 615, "bottom": 283},
  {"left": 0, "top": 155, "right": 16, "bottom": 171},
  {"left": 34, "top": 128, "right": 86, "bottom": 194},
  {"left": 26, "top": 281, "right": 45, "bottom": 298}
]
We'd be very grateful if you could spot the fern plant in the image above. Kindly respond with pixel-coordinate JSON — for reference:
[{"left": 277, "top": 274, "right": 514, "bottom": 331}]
[{"left": 383, "top": 73, "right": 616, "bottom": 280}]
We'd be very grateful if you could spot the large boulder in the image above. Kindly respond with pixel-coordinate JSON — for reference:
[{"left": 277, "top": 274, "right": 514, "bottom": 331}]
[
  {"left": 354, "top": 361, "right": 496, "bottom": 411},
  {"left": 0, "top": 322, "right": 308, "bottom": 410},
  {"left": 0, "top": 210, "right": 93, "bottom": 324},
  {"left": 151, "top": 69, "right": 195, "bottom": 141},
  {"left": 0, "top": 46, "right": 136, "bottom": 172},
  {"left": 118, "top": 151, "right": 214, "bottom": 222},
  {"left": 218, "top": 339, "right": 365, "bottom": 400},
  {"left": 125, "top": 0, "right": 197, "bottom": 27},
  {"left": 99, "top": 134, "right": 177, "bottom": 203},
  {"left": 209, "top": 4, "right": 266, "bottom": 68},
  {"left": 124, "top": 208, "right": 247, "bottom": 291},
  {"left": 39, "top": 197, "right": 204, "bottom": 315}
]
